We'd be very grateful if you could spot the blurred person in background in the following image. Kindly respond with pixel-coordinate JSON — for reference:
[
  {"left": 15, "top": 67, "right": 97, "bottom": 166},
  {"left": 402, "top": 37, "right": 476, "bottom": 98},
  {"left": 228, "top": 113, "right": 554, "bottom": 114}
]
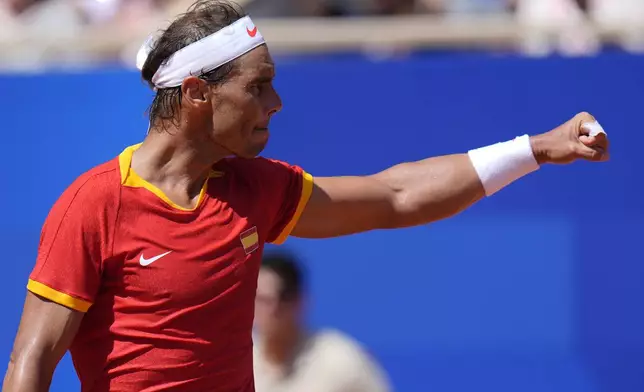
[
  {"left": 587, "top": 0, "right": 644, "bottom": 52},
  {"left": 0, "top": 0, "right": 119, "bottom": 40},
  {"left": 0, "top": 0, "right": 83, "bottom": 68},
  {"left": 254, "top": 252, "right": 391, "bottom": 392},
  {"left": 419, "top": 0, "right": 509, "bottom": 14},
  {"left": 0, "top": 0, "right": 152, "bottom": 69},
  {"left": 243, "top": 0, "right": 424, "bottom": 17},
  {"left": 243, "top": 0, "right": 366, "bottom": 17},
  {"left": 242, "top": 0, "right": 325, "bottom": 17},
  {"left": 513, "top": 0, "right": 600, "bottom": 56}
]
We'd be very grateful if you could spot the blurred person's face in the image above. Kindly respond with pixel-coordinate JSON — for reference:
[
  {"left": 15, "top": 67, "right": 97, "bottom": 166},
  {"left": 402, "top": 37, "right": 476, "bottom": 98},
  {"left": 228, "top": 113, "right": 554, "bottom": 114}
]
[
  {"left": 375, "top": 0, "right": 415, "bottom": 14},
  {"left": 7, "top": 0, "right": 36, "bottom": 14},
  {"left": 254, "top": 268, "right": 302, "bottom": 338},
  {"left": 182, "top": 45, "right": 282, "bottom": 159},
  {"left": 79, "top": 0, "right": 122, "bottom": 23}
]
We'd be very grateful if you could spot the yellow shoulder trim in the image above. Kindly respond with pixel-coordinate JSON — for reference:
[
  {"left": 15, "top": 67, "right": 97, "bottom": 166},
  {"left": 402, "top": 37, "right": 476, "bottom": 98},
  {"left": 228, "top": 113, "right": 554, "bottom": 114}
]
[
  {"left": 272, "top": 172, "right": 314, "bottom": 245},
  {"left": 27, "top": 279, "right": 92, "bottom": 313}
]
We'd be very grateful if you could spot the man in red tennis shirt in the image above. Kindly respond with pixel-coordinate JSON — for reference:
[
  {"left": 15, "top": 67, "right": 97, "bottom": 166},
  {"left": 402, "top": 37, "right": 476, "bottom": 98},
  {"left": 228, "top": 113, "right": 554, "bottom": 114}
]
[{"left": 3, "top": 1, "right": 609, "bottom": 392}]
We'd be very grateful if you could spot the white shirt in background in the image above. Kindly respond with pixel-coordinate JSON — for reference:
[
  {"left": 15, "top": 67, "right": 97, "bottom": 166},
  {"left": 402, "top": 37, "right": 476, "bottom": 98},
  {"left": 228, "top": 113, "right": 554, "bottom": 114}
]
[{"left": 254, "top": 329, "right": 392, "bottom": 392}]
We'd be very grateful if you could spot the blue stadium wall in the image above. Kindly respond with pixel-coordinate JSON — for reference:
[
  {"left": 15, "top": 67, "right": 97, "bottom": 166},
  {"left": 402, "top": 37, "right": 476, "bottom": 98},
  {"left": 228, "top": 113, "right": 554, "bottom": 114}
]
[{"left": 0, "top": 51, "right": 641, "bottom": 392}]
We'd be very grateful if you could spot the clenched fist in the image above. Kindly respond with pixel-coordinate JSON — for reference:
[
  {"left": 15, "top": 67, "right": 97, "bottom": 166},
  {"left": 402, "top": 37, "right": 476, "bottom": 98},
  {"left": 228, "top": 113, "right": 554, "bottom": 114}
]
[{"left": 530, "top": 112, "right": 610, "bottom": 165}]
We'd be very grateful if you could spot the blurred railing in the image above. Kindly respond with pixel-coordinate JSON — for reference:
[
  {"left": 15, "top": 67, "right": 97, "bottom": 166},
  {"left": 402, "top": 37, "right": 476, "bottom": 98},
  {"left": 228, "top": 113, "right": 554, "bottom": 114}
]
[{"left": 1, "top": 14, "right": 643, "bottom": 71}]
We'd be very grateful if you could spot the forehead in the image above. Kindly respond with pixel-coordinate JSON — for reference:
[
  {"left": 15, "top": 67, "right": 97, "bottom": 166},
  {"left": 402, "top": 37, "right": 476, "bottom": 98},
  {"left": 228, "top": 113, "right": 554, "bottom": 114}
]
[{"left": 235, "top": 45, "right": 274, "bottom": 78}]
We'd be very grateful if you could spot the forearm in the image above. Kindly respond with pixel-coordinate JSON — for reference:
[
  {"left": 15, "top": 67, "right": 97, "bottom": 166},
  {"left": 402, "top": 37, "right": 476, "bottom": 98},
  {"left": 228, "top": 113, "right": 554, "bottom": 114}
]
[
  {"left": 371, "top": 153, "right": 485, "bottom": 228},
  {"left": 4, "top": 293, "right": 83, "bottom": 392},
  {"left": 3, "top": 357, "right": 54, "bottom": 392},
  {"left": 372, "top": 135, "right": 541, "bottom": 229}
]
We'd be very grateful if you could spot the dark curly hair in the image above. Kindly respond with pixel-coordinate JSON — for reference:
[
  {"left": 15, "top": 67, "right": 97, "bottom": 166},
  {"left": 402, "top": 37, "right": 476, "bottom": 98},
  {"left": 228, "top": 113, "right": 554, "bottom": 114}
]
[
  {"left": 140, "top": 0, "right": 246, "bottom": 126},
  {"left": 261, "top": 251, "right": 306, "bottom": 302}
]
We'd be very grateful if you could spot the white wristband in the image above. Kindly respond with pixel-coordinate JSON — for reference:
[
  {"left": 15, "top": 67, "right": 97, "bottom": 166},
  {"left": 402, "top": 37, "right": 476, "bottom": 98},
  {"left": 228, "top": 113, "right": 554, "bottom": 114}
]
[{"left": 467, "top": 135, "right": 540, "bottom": 196}]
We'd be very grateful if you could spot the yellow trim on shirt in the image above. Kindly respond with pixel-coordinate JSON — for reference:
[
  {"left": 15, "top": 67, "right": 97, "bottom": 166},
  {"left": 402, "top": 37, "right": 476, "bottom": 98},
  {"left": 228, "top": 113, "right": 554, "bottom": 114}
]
[
  {"left": 118, "top": 143, "right": 142, "bottom": 183},
  {"left": 272, "top": 172, "right": 314, "bottom": 245},
  {"left": 118, "top": 144, "right": 222, "bottom": 212},
  {"left": 27, "top": 279, "right": 92, "bottom": 312}
]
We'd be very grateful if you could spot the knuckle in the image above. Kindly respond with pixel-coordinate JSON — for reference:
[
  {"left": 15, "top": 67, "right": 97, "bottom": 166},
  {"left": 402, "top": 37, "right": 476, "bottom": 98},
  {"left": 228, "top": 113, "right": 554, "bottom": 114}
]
[{"left": 577, "top": 111, "right": 595, "bottom": 121}]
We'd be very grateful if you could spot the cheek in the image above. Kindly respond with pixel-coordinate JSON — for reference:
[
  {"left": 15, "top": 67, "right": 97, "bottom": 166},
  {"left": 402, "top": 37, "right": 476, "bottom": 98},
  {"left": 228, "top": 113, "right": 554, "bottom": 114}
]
[
  {"left": 212, "top": 96, "right": 258, "bottom": 136},
  {"left": 212, "top": 103, "right": 237, "bottom": 131},
  {"left": 242, "top": 100, "right": 263, "bottom": 128}
]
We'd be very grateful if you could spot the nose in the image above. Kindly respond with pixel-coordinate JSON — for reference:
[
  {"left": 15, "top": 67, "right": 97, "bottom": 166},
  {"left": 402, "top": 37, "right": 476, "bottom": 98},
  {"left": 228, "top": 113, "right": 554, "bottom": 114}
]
[{"left": 266, "top": 85, "right": 282, "bottom": 118}]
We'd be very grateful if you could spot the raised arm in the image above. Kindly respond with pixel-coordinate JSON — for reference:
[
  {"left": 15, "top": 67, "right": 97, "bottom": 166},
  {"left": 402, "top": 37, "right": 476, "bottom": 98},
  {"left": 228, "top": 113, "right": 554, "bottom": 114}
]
[
  {"left": 3, "top": 294, "right": 83, "bottom": 392},
  {"left": 292, "top": 112, "right": 609, "bottom": 239}
]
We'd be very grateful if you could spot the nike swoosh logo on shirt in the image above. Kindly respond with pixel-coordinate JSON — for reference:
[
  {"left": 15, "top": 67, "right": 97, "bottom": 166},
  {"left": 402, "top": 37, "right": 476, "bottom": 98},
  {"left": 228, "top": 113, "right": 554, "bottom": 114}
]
[{"left": 139, "top": 251, "right": 172, "bottom": 266}]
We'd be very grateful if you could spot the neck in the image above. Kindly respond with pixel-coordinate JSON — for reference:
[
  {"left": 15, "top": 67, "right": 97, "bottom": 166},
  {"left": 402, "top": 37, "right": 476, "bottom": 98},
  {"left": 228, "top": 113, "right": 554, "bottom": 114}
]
[
  {"left": 261, "top": 325, "right": 304, "bottom": 366},
  {"left": 131, "top": 124, "right": 228, "bottom": 200}
]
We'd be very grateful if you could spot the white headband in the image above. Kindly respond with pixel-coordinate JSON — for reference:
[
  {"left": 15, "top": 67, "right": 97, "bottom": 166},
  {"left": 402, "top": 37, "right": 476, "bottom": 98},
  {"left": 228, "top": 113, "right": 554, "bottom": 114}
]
[{"left": 136, "top": 16, "right": 265, "bottom": 89}]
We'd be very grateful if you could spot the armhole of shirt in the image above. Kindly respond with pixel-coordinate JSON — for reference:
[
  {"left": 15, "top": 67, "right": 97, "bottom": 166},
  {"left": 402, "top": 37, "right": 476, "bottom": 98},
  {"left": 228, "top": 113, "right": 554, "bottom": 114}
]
[{"left": 271, "top": 171, "right": 314, "bottom": 245}]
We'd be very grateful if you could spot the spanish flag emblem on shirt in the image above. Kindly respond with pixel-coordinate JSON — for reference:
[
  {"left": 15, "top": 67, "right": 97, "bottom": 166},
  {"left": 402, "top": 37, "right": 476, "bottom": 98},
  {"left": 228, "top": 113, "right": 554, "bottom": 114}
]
[{"left": 240, "top": 226, "right": 259, "bottom": 254}]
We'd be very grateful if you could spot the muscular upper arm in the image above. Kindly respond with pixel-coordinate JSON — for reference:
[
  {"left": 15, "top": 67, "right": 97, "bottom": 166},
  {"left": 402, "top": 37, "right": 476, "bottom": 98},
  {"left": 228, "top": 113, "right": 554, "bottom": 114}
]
[
  {"left": 4, "top": 292, "right": 83, "bottom": 391},
  {"left": 290, "top": 154, "right": 484, "bottom": 239},
  {"left": 291, "top": 175, "right": 397, "bottom": 239}
]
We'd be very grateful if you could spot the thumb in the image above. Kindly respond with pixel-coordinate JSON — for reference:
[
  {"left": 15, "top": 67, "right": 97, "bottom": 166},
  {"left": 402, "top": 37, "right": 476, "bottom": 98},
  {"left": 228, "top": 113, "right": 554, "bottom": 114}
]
[{"left": 579, "top": 135, "right": 599, "bottom": 148}]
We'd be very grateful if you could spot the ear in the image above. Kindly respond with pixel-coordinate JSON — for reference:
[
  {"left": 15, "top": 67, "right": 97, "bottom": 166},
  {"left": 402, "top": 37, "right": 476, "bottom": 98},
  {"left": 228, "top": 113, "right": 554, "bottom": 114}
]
[{"left": 181, "top": 76, "right": 210, "bottom": 110}]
